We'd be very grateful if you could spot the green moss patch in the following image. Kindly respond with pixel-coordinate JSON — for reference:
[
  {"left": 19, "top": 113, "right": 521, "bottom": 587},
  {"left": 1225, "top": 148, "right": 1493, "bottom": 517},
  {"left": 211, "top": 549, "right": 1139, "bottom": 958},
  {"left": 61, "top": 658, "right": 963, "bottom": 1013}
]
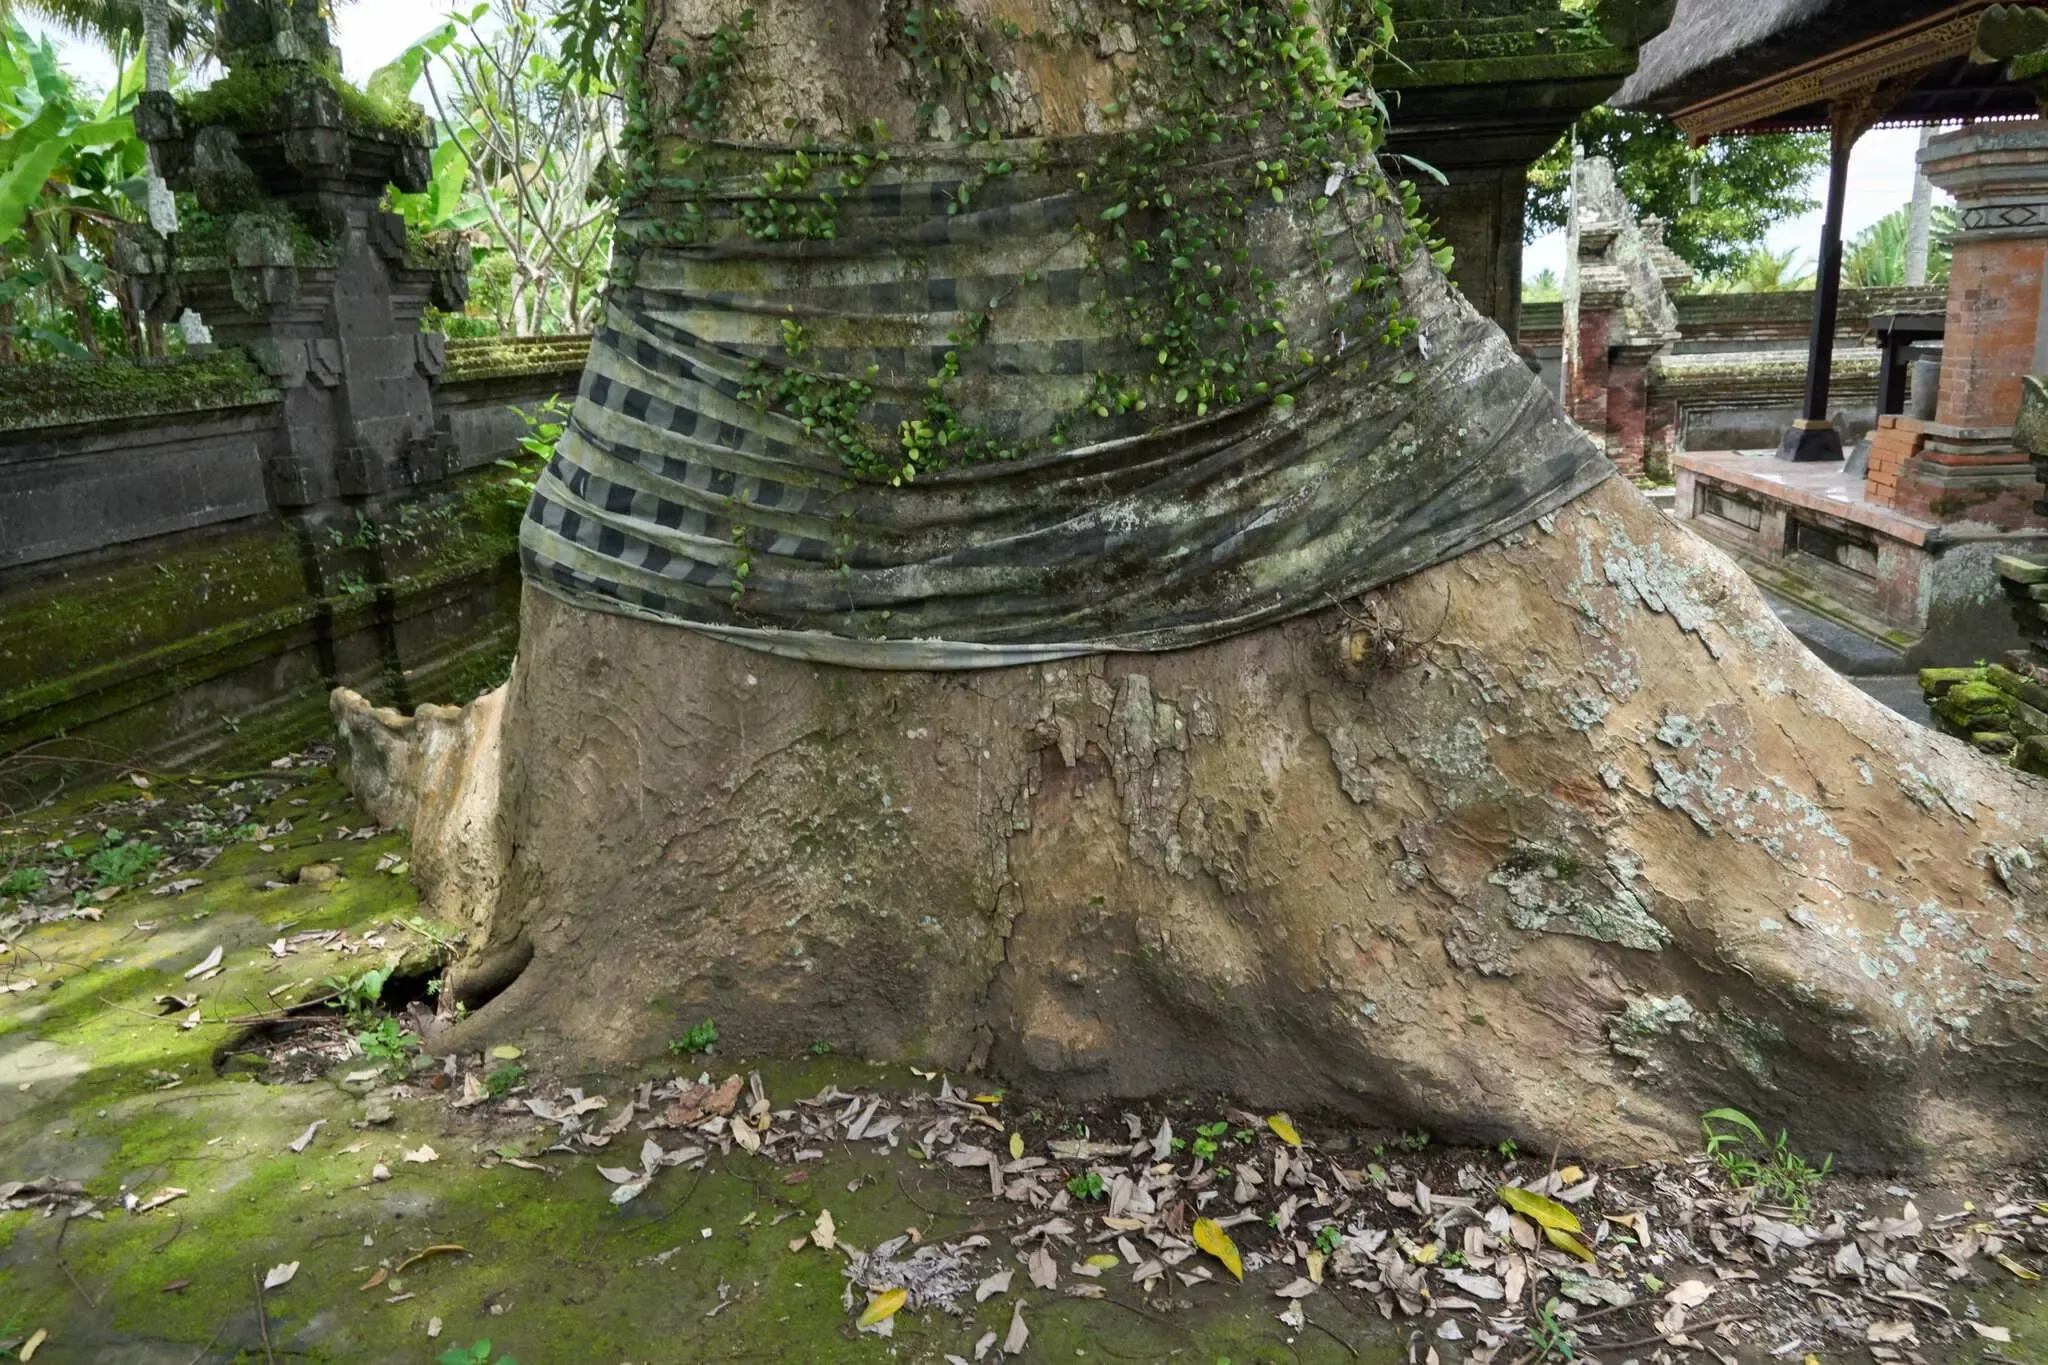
[
  {"left": 180, "top": 60, "right": 427, "bottom": 141},
  {"left": 0, "top": 351, "right": 276, "bottom": 432}
]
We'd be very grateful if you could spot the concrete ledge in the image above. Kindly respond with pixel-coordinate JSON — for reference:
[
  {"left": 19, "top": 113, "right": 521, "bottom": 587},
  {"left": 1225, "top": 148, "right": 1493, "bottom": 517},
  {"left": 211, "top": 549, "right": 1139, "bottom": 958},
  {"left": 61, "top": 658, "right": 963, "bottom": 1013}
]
[{"left": 1674, "top": 450, "right": 1940, "bottom": 547}]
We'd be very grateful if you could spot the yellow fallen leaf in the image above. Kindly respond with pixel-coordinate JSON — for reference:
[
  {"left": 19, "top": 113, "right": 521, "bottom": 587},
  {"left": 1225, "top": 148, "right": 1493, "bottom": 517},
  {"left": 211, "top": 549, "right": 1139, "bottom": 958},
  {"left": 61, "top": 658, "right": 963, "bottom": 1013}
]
[
  {"left": 812, "top": 1208, "right": 836, "bottom": 1250},
  {"left": 1306, "top": 1249, "right": 1326, "bottom": 1284},
  {"left": 1267, "top": 1114, "right": 1302, "bottom": 1148},
  {"left": 490, "top": 1045, "right": 522, "bottom": 1060},
  {"left": 1192, "top": 1217, "right": 1243, "bottom": 1281},
  {"left": 1556, "top": 1164, "right": 1584, "bottom": 1184},
  {"left": 1499, "top": 1185, "right": 1583, "bottom": 1236},
  {"left": 1009, "top": 1132, "right": 1024, "bottom": 1160},
  {"left": 19, "top": 1327, "right": 47, "bottom": 1361},
  {"left": 971, "top": 1093, "right": 1002, "bottom": 1105},
  {"left": 1545, "top": 1225, "right": 1596, "bottom": 1263},
  {"left": 857, "top": 1287, "right": 908, "bottom": 1328},
  {"left": 1411, "top": 1241, "right": 1442, "bottom": 1265},
  {"left": 1995, "top": 1253, "right": 2040, "bottom": 1281},
  {"left": 1085, "top": 1253, "right": 1120, "bottom": 1269}
]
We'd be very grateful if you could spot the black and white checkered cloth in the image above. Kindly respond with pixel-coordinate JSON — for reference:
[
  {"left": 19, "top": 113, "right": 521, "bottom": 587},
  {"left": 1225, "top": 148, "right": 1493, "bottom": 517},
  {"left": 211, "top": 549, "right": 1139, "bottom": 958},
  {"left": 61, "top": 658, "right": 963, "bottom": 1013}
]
[{"left": 522, "top": 138, "right": 1608, "bottom": 668}]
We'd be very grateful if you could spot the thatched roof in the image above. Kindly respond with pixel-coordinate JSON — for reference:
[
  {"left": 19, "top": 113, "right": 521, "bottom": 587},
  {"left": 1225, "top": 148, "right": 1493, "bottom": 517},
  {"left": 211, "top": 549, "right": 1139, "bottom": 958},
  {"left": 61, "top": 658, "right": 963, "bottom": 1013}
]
[{"left": 1615, "top": 0, "right": 1940, "bottom": 114}]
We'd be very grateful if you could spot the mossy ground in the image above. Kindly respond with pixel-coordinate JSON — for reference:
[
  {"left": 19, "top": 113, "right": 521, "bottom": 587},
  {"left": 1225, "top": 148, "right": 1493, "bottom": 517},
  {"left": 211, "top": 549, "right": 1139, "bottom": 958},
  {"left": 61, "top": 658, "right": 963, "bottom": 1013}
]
[
  {"left": 0, "top": 770, "right": 1400, "bottom": 1363},
  {"left": 4, "top": 770, "right": 2046, "bottom": 1364}
]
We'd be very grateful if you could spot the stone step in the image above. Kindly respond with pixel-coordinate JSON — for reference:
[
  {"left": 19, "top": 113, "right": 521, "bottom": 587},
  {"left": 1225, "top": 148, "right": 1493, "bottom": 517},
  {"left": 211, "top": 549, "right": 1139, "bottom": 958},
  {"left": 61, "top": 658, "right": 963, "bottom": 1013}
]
[{"left": 1998, "top": 553, "right": 2048, "bottom": 585}]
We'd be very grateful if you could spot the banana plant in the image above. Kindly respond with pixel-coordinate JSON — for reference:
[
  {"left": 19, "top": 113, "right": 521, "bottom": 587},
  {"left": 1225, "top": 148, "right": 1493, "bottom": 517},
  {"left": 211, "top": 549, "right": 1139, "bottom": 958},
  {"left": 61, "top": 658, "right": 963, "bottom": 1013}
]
[{"left": 0, "top": 18, "right": 153, "bottom": 358}]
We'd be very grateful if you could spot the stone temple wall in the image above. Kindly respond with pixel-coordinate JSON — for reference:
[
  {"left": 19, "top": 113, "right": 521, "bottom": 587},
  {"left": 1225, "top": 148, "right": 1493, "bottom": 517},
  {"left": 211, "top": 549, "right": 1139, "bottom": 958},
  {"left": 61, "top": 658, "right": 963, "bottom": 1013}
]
[{"left": 0, "top": 336, "right": 587, "bottom": 789}]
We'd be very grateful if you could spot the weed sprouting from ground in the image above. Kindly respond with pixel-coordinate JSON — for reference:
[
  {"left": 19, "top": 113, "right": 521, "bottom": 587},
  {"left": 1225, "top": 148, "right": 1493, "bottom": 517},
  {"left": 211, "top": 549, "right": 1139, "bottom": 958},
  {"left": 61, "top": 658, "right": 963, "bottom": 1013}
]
[
  {"left": 670, "top": 1017, "right": 719, "bottom": 1055},
  {"left": 1701, "top": 1107, "right": 1832, "bottom": 1216}
]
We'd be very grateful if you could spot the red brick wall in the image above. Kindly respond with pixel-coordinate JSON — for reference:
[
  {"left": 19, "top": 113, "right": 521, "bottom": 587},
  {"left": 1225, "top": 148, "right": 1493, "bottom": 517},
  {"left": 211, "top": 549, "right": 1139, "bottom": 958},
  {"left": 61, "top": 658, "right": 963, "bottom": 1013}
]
[
  {"left": 1938, "top": 235, "right": 2047, "bottom": 430},
  {"left": 1605, "top": 353, "right": 1649, "bottom": 478},
  {"left": 1567, "top": 309, "right": 1611, "bottom": 436},
  {"left": 1864, "top": 416, "right": 1919, "bottom": 508}
]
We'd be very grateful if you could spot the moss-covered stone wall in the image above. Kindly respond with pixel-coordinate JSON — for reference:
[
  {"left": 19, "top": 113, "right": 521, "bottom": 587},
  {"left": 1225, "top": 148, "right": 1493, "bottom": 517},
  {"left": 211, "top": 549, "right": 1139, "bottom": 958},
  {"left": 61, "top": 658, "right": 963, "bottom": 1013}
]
[
  {"left": 0, "top": 352, "right": 278, "bottom": 432},
  {"left": 0, "top": 461, "right": 532, "bottom": 787}
]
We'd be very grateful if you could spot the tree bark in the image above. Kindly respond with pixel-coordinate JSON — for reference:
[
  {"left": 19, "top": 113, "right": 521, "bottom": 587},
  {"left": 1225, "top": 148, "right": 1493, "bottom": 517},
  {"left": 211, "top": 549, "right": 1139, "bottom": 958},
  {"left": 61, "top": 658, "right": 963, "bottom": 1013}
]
[{"left": 334, "top": 0, "right": 2048, "bottom": 1175}]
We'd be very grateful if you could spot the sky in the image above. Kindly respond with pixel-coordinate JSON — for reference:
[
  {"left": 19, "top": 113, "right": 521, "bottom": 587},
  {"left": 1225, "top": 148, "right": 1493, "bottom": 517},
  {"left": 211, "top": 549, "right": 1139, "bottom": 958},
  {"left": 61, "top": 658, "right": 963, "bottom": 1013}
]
[{"left": 29, "top": 12, "right": 1949, "bottom": 284}]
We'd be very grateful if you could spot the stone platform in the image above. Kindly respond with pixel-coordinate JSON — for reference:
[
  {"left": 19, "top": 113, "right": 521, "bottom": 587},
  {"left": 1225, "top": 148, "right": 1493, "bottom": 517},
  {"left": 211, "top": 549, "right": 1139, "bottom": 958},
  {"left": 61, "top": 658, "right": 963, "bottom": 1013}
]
[{"left": 1673, "top": 449, "right": 2048, "bottom": 670}]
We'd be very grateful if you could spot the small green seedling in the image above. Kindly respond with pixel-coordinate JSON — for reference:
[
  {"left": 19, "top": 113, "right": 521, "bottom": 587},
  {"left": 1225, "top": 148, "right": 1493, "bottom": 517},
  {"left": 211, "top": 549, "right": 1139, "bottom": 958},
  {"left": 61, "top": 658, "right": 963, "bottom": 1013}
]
[
  {"left": 356, "top": 1016, "right": 418, "bottom": 1060},
  {"left": 1529, "top": 1297, "right": 1577, "bottom": 1362},
  {"left": 438, "top": 1341, "right": 517, "bottom": 1365},
  {"left": 1701, "top": 1107, "right": 1832, "bottom": 1217},
  {"left": 322, "top": 968, "right": 389, "bottom": 1021},
  {"left": 486, "top": 1062, "right": 525, "bottom": 1097},
  {"left": 85, "top": 829, "right": 162, "bottom": 888},
  {"left": 1065, "top": 1170, "right": 1106, "bottom": 1201},
  {"left": 670, "top": 1018, "right": 719, "bottom": 1055},
  {"left": 1314, "top": 1223, "right": 1342, "bottom": 1255}
]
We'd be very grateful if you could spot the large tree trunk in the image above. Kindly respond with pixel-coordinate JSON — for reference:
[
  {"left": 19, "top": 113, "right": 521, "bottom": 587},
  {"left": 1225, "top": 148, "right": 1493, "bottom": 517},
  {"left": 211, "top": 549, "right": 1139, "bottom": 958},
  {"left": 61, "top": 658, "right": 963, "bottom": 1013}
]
[
  {"left": 339, "top": 475, "right": 2048, "bottom": 1174},
  {"left": 335, "top": 0, "right": 2048, "bottom": 1174}
]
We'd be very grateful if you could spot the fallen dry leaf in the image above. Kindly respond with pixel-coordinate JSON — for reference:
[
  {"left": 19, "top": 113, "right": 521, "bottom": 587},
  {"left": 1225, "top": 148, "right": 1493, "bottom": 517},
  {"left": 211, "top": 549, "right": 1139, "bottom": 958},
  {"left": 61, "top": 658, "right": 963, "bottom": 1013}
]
[
  {"left": 1499, "top": 1186, "right": 1582, "bottom": 1235},
  {"left": 393, "top": 1245, "right": 466, "bottom": 1274},
  {"left": 262, "top": 1262, "right": 299, "bottom": 1290},
  {"left": 18, "top": 1327, "right": 46, "bottom": 1360},
  {"left": 1267, "top": 1114, "right": 1302, "bottom": 1148},
  {"left": 976, "top": 1269, "right": 1013, "bottom": 1302},
  {"left": 1193, "top": 1217, "right": 1244, "bottom": 1281},
  {"left": 1665, "top": 1279, "right": 1713, "bottom": 1309},
  {"left": 1003, "top": 1300, "right": 1028, "bottom": 1356},
  {"left": 812, "top": 1208, "right": 836, "bottom": 1250},
  {"left": 288, "top": 1120, "right": 324, "bottom": 1154},
  {"left": 182, "top": 946, "right": 222, "bottom": 980},
  {"left": 857, "top": 1287, "right": 908, "bottom": 1329},
  {"left": 1866, "top": 1320, "right": 1917, "bottom": 1345},
  {"left": 359, "top": 1268, "right": 388, "bottom": 1291},
  {"left": 401, "top": 1145, "right": 438, "bottom": 1164},
  {"left": 1544, "top": 1225, "right": 1596, "bottom": 1263},
  {"left": 1966, "top": 1322, "right": 2013, "bottom": 1344}
]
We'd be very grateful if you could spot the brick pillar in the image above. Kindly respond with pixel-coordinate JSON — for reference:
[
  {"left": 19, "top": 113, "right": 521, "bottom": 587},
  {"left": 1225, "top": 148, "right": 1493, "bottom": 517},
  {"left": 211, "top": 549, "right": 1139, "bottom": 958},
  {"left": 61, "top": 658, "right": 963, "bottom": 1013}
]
[
  {"left": 1890, "top": 123, "right": 2048, "bottom": 527},
  {"left": 1604, "top": 345, "right": 1656, "bottom": 478},
  {"left": 1567, "top": 307, "right": 1613, "bottom": 435}
]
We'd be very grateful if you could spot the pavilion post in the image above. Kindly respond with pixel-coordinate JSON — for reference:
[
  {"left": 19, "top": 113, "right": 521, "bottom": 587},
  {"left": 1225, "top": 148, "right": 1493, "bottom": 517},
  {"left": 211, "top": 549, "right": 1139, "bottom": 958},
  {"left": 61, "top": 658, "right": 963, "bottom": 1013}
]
[{"left": 1777, "top": 106, "right": 1857, "bottom": 461}]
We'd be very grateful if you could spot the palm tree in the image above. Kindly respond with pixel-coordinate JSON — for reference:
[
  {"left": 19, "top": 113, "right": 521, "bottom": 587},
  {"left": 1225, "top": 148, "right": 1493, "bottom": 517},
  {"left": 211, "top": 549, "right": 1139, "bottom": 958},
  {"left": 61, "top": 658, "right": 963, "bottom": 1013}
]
[
  {"left": 1698, "top": 244, "right": 1814, "bottom": 294},
  {"left": 0, "top": 0, "right": 210, "bottom": 65},
  {"left": 1844, "top": 204, "right": 1956, "bottom": 289}
]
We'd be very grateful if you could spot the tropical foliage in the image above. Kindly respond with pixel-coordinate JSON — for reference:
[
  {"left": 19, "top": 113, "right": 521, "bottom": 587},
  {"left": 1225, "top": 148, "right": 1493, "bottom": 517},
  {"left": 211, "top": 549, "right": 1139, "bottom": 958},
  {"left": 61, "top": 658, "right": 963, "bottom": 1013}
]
[
  {"left": 1691, "top": 244, "right": 1813, "bottom": 295},
  {"left": 1527, "top": 107, "right": 1828, "bottom": 279},
  {"left": 1843, "top": 203, "right": 1955, "bottom": 289},
  {"left": 0, "top": 18, "right": 159, "bottom": 361},
  {"left": 0, "top": 0, "right": 211, "bottom": 61},
  {"left": 379, "top": 0, "right": 620, "bottom": 335}
]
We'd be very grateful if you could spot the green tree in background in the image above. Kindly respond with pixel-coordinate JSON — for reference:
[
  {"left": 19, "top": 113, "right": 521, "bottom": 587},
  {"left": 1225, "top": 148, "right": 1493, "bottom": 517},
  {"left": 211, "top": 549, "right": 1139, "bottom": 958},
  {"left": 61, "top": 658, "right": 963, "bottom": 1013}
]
[
  {"left": 1526, "top": 107, "right": 1828, "bottom": 280},
  {"left": 0, "top": 0, "right": 210, "bottom": 62},
  {"left": 1691, "top": 244, "right": 1812, "bottom": 294},
  {"left": 1843, "top": 203, "right": 1955, "bottom": 288},
  {"left": 0, "top": 18, "right": 158, "bottom": 361}
]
